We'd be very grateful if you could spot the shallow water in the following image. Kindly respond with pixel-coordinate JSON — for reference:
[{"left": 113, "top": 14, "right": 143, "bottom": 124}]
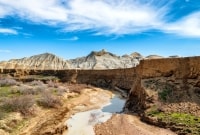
[
  {"left": 65, "top": 109, "right": 112, "bottom": 135},
  {"left": 102, "top": 95, "right": 125, "bottom": 113},
  {"left": 64, "top": 93, "right": 125, "bottom": 135}
]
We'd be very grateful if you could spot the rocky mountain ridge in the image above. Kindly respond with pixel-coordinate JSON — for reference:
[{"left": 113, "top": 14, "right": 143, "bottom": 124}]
[
  {"left": 0, "top": 50, "right": 143, "bottom": 70},
  {"left": 69, "top": 49, "right": 143, "bottom": 69},
  {"left": 0, "top": 49, "right": 167, "bottom": 70}
]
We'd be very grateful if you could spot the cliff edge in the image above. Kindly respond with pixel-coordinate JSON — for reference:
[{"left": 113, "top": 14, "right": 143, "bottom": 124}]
[{"left": 124, "top": 57, "right": 200, "bottom": 134}]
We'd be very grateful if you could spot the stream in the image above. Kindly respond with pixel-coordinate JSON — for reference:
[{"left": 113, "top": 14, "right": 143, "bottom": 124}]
[{"left": 64, "top": 93, "right": 126, "bottom": 135}]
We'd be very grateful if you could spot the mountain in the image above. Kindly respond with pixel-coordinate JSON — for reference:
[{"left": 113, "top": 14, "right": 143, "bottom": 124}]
[
  {"left": 0, "top": 53, "right": 70, "bottom": 70},
  {"left": 0, "top": 50, "right": 167, "bottom": 70},
  {"left": 145, "top": 55, "right": 164, "bottom": 59},
  {"left": 69, "top": 49, "right": 142, "bottom": 69}
]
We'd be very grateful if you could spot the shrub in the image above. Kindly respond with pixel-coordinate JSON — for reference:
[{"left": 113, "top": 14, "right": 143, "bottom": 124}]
[
  {"left": 15, "top": 85, "right": 34, "bottom": 95},
  {"left": 52, "top": 86, "right": 69, "bottom": 96},
  {"left": 158, "top": 87, "right": 172, "bottom": 101},
  {"left": 37, "top": 91, "right": 62, "bottom": 108},
  {"left": 47, "top": 80, "right": 58, "bottom": 88},
  {"left": 32, "top": 85, "right": 47, "bottom": 94},
  {"left": 1, "top": 95, "right": 35, "bottom": 116},
  {"left": 0, "top": 78, "right": 18, "bottom": 87},
  {"left": 30, "top": 80, "right": 44, "bottom": 86}
]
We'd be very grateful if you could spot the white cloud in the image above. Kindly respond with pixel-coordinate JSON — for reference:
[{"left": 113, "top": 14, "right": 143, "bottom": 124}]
[
  {"left": 0, "top": 28, "right": 18, "bottom": 34},
  {"left": 0, "top": 49, "right": 11, "bottom": 53},
  {"left": 0, "top": 0, "right": 68, "bottom": 23},
  {"left": 0, "top": 0, "right": 199, "bottom": 37},
  {"left": 0, "top": 0, "right": 169, "bottom": 34},
  {"left": 64, "top": 0, "right": 168, "bottom": 35},
  {"left": 58, "top": 36, "right": 79, "bottom": 41},
  {"left": 162, "top": 12, "right": 200, "bottom": 37}
]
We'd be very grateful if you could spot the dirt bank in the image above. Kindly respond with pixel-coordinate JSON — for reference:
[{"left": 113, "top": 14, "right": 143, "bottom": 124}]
[{"left": 95, "top": 114, "right": 176, "bottom": 135}]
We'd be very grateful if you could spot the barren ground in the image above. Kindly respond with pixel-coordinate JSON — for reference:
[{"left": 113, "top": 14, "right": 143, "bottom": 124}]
[
  {"left": 18, "top": 88, "right": 112, "bottom": 135},
  {"left": 95, "top": 114, "right": 176, "bottom": 135},
  {"left": 1, "top": 86, "right": 177, "bottom": 135}
]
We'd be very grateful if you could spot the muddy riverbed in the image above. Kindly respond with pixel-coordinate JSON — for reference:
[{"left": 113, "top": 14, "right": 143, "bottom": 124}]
[
  {"left": 64, "top": 90, "right": 176, "bottom": 135},
  {"left": 16, "top": 87, "right": 176, "bottom": 135},
  {"left": 64, "top": 93, "right": 126, "bottom": 135}
]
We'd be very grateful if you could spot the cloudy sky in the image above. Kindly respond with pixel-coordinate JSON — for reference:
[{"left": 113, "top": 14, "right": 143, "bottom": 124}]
[{"left": 0, "top": 0, "right": 200, "bottom": 60}]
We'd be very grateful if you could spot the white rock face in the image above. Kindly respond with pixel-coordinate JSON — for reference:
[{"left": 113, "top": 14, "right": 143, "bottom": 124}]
[
  {"left": 69, "top": 50, "right": 143, "bottom": 69},
  {"left": 1, "top": 53, "right": 70, "bottom": 70},
  {"left": 0, "top": 50, "right": 145, "bottom": 70}
]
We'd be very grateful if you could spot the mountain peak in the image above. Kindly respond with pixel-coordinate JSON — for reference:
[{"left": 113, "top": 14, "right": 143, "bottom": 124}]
[
  {"left": 5, "top": 52, "right": 70, "bottom": 70},
  {"left": 87, "top": 49, "right": 117, "bottom": 57},
  {"left": 130, "top": 52, "right": 142, "bottom": 57},
  {"left": 31, "top": 52, "right": 57, "bottom": 57},
  {"left": 145, "top": 55, "right": 164, "bottom": 59}
]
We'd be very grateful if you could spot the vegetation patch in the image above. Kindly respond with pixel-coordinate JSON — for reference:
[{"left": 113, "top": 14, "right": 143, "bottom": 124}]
[
  {"left": 0, "top": 77, "right": 84, "bottom": 134},
  {"left": 158, "top": 86, "right": 172, "bottom": 101},
  {"left": 37, "top": 90, "right": 63, "bottom": 108},
  {"left": 1, "top": 95, "right": 35, "bottom": 116},
  {"left": 0, "top": 78, "right": 18, "bottom": 87},
  {"left": 0, "top": 86, "right": 11, "bottom": 97},
  {"left": 146, "top": 108, "right": 200, "bottom": 134}
]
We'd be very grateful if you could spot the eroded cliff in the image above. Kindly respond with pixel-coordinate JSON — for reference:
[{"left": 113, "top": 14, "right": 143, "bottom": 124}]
[
  {"left": 124, "top": 57, "right": 200, "bottom": 134},
  {"left": 1, "top": 68, "right": 135, "bottom": 92}
]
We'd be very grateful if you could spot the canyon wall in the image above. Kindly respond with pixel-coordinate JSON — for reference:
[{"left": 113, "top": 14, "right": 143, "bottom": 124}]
[
  {"left": 1, "top": 68, "right": 135, "bottom": 91},
  {"left": 125, "top": 56, "right": 200, "bottom": 118}
]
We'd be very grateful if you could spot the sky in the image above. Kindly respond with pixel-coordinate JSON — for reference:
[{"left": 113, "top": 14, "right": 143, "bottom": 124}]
[{"left": 0, "top": 0, "right": 200, "bottom": 61}]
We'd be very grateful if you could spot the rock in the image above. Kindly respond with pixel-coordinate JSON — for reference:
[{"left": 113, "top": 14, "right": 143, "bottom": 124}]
[
  {"left": 0, "top": 50, "right": 144, "bottom": 70},
  {"left": 145, "top": 55, "right": 164, "bottom": 59},
  {"left": 0, "top": 53, "right": 70, "bottom": 70},
  {"left": 69, "top": 49, "right": 141, "bottom": 69}
]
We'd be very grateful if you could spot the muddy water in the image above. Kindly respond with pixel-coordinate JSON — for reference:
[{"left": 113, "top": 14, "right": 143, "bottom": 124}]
[{"left": 64, "top": 93, "right": 125, "bottom": 135}]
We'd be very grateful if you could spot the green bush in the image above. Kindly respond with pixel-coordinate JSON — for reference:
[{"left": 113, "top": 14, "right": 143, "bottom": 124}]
[{"left": 158, "top": 87, "right": 172, "bottom": 101}]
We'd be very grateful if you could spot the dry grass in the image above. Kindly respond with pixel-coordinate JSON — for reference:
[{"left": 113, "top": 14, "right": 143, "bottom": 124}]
[{"left": 1, "top": 95, "right": 35, "bottom": 116}]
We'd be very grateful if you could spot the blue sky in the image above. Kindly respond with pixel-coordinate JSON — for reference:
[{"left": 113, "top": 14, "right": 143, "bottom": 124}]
[{"left": 0, "top": 0, "right": 200, "bottom": 61}]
